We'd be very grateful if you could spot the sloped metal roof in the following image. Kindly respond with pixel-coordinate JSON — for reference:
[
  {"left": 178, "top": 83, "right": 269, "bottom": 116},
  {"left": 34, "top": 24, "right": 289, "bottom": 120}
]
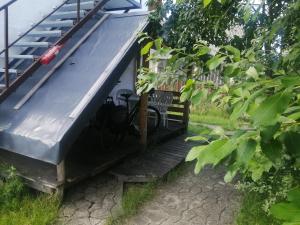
[{"left": 0, "top": 12, "right": 148, "bottom": 165}]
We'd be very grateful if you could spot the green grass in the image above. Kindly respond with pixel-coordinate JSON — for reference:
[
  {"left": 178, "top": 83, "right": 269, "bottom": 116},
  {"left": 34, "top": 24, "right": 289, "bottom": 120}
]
[
  {"left": 0, "top": 167, "right": 60, "bottom": 225},
  {"left": 236, "top": 192, "right": 281, "bottom": 225},
  {"left": 189, "top": 101, "right": 238, "bottom": 130},
  {"left": 106, "top": 163, "right": 189, "bottom": 225}
]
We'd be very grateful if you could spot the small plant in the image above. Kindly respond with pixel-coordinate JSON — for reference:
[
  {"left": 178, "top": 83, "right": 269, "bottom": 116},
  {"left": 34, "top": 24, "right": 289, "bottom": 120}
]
[{"left": 0, "top": 165, "right": 60, "bottom": 225}]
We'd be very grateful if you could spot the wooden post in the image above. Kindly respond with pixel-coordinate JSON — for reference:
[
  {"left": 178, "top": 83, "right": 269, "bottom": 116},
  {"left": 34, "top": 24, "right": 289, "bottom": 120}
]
[
  {"left": 183, "top": 101, "right": 190, "bottom": 132},
  {"left": 139, "top": 93, "right": 148, "bottom": 151},
  {"left": 56, "top": 160, "right": 65, "bottom": 197}
]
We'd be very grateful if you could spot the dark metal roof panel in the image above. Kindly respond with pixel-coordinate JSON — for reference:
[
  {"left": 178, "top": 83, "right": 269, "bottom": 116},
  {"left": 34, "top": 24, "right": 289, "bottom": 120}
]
[{"left": 0, "top": 12, "right": 148, "bottom": 165}]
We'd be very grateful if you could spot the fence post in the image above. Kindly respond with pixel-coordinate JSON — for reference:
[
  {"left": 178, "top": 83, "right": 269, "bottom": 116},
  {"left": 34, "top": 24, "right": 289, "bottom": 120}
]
[{"left": 139, "top": 93, "right": 148, "bottom": 150}]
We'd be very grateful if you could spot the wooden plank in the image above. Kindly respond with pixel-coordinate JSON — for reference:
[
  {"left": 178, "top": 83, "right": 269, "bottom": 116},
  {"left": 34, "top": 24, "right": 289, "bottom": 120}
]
[
  {"left": 139, "top": 93, "right": 148, "bottom": 150},
  {"left": 110, "top": 134, "right": 193, "bottom": 183},
  {"left": 168, "top": 106, "right": 185, "bottom": 113},
  {"left": 183, "top": 101, "right": 190, "bottom": 129},
  {"left": 57, "top": 160, "right": 65, "bottom": 183},
  {"left": 172, "top": 99, "right": 185, "bottom": 105},
  {"left": 168, "top": 114, "right": 184, "bottom": 121}
]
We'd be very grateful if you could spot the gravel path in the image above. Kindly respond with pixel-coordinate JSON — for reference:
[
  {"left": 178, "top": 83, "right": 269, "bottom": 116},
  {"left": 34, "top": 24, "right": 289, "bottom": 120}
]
[
  {"left": 58, "top": 175, "right": 123, "bottom": 225},
  {"left": 58, "top": 165, "right": 239, "bottom": 225},
  {"left": 124, "top": 165, "right": 240, "bottom": 225}
]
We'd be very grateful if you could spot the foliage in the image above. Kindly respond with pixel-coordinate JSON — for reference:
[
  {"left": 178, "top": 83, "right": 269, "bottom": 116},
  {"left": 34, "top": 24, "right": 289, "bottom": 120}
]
[
  {"left": 270, "top": 188, "right": 300, "bottom": 225},
  {"left": 148, "top": 0, "right": 249, "bottom": 51},
  {"left": 139, "top": 0, "right": 300, "bottom": 223},
  {"left": 0, "top": 166, "right": 60, "bottom": 225},
  {"left": 236, "top": 191, "right": 281, "bottom": 225}
]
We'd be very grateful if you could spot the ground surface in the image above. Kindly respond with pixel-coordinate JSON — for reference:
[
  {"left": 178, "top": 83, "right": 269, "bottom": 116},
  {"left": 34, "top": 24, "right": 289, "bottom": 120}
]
[{"left": 59, "top": 165, "right": 240, "bottom": 225}]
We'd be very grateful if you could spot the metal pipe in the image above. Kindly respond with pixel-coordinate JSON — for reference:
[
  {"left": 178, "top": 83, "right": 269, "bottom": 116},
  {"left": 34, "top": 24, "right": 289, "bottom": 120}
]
[
  {"left": 4, "top": 7, "right": 9, "bottom": 88},
  {"left": 0, "top": 0, "right": 69, "bottom": 55},
  {"left": 77, "top": 0, "right": 81, "bottom": 23},
  {"left": 0, "top": 0, "right": 110, "bottom": 103},
  {"left": 0, "top": 0, "right": 17, "bottom": 11}
]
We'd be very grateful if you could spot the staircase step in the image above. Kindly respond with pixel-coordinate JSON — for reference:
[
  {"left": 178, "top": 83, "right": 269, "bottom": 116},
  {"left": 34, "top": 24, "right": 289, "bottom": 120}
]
[
  {"left": 49, "top": 10, "right": 85, "bottom": 19},
  {"left": 0, "top": 68, "right": 19, "bottom": 74},
  {"left": 0, "top": 55, "right": 37, "bottom": 60},
  {"left": 27, "top": 30, "right": 62, "bottom": 38},
  {"left": 67, "top": 0, "right": 94, "bottom": 3},
  {"left": 38, "top": 20, "right": 74, "bottom": 28},
  {"left": 61, "top": 1, "right": 95, "bottom": 11},
  {"left": 0, "top": 84, "right": 6, "bottom": 90},
  {"left": 14, "top": 42, "right": 51, "bottom": 48}
]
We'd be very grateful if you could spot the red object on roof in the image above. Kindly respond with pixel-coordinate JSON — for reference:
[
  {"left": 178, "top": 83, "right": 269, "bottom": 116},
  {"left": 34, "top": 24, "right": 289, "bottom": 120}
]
[{"left": 40, "top": 45, "right": 63, "bottom": 65}]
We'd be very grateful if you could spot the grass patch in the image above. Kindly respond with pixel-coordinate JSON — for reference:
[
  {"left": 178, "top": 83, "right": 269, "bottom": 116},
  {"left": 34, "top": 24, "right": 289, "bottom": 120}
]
[
  {"left": 122, "top": 182, "right": 157, "bottom": 216},
  {"left": 106, "top": 163, "right": 189, "bottom": 225},
  {"left": 189, "top": 101, "right": 237, "bottom": 130},
  {"left": 0, "top": 166, "right": 60, "bottom": 225},
  {"left": 236, "top": 192, "right": 280, "bottom": 225}
]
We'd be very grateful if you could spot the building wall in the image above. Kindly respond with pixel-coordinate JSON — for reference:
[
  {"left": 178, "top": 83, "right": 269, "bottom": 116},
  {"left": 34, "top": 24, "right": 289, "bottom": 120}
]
[{"left": 109, "top": 58, "right": 136, "bottom": 104}]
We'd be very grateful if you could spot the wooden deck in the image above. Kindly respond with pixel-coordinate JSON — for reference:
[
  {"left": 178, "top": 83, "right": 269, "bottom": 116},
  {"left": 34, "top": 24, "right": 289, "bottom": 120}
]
[{"left": 110, "top": 134, "right": 195, "bottom": 182}]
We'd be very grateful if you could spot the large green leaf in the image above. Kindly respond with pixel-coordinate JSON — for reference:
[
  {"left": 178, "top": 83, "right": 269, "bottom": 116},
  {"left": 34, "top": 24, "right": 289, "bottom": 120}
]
[
  {"left": 236, "top": 139, "right": 257, "bottom": 166},
  {"left": 224, "top": 45, "right": 240, "bottom": 61},
  {"left": 246, "top": 67, "right": 259, "bottom": 80},
  {"left": 224, "top": 139, "right": 257, "bottom": 183},
  {"left": 260, "top": 139, "right": 282, "bottom": 164},
  {"left": 206, "top": 56, "right": 226, "bottom": 71},
  {"left": 188, "top": 139, "right": 234, "bottom": 174},
  {"left": 141, "top": 41, "right": 153, "bottom": 56},
  {"left": 230, "top": 88, "right": 265, "bottom": 121},
  {"left": 186, "top": 145, "right": 206, "bottom": 162},
  {"left": 260, "top": 123, "right": 280, "bottom": 142},
  {"left": 283, "top": 132, "right": 300, "bottom": 158},
  {"left": 271, "top": 188, "right": 300, "bottom": 224},
  {"left": 196, "top": 46, "right": 210, "bottom": 56},
  {"left": 288, "top": 189, "right": 300, "bottom": 207},
  {"left": 271, "top": 203, "right": 300, "bottom": 222},
  {"left": 203, "top": 0, "right": 213, "bottom": 7},
  {"left": 252, "top": 91, "right": 292, "bottom": 127}
]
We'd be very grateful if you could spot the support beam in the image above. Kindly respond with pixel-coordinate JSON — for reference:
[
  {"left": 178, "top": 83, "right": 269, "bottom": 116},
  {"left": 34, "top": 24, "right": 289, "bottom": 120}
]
[
  {"left": 56, "top": 160, "right": 65, "bottom": 183},
  {"left": 56, "top": 160, "right": 65, "bottom": 197},
  {"left": 183, "top": 101, "right": 190, "bottom": 131},
  {"left": 139, "top": 93, "right": 148, "bottom": 150}
]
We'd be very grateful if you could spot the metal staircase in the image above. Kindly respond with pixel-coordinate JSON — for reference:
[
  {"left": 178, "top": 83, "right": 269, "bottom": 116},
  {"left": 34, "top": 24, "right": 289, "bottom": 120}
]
[{"left": 0, "top": 0, "right": 141, "bottom": 103}]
